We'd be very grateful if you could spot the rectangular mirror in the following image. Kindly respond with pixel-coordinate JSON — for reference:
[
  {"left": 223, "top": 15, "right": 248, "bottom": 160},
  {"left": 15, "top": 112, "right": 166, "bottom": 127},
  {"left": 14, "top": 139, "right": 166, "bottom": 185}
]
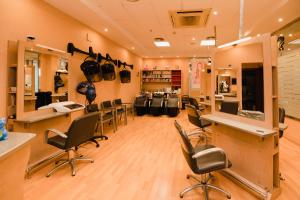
[
  {"left": 214, "top": 42, "right": 265, "bottom": 121},
  {"left": 24, "top": 47, "right": 69, "bottom": 112}
]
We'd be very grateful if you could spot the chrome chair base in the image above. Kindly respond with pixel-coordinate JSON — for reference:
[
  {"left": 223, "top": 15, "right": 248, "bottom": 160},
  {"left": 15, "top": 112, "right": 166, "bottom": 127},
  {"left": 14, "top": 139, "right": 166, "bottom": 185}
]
[
  {"left": 180, "top": 173, "right": 231, "bottom": 200},
  {"left": 46, "top": 153, "right": 93, "bottom": 177}
]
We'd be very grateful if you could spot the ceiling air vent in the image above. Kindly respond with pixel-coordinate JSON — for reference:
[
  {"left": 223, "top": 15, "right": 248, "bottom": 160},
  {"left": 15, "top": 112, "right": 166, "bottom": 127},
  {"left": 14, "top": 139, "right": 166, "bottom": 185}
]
[{"left": 169, "top": 9, "right": 211, "bottom": 28}]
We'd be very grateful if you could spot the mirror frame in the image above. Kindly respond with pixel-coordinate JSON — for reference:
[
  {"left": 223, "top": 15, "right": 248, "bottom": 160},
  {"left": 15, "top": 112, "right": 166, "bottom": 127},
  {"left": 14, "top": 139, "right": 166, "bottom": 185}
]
[
  {"left": 211, "top": 34, "right": 276, "bottom": 129},
  {"left": 16, "top": 40, "right": 70, "bottom": 120}
]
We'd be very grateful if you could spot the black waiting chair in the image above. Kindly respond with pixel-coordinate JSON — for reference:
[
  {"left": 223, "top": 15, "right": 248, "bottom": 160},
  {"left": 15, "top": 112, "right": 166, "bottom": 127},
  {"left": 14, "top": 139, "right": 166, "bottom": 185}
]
[
  {"left": 174, "top": 120, "right": 232, "bottom": 199},
  {"left": 149, "top": 95, "right": 164, "bottom": 116},
  {"left": 134, "top": 96, "right": 148, "bottom": 116},
  {"left": 166, "top": 96, "right": 179, "bottom": 117},
  {"left": 181, "top": 95, "right": 190, "bottom": 110},
  {"left": 113, "top": 99, "right": 128, "bottom": 125},
  {"left": 220, "top": 101, "right": 239, "bottom": 115},
  {"left": 279, "top": 107, "right": 286, "bottom": 138},
  {"left": 86, "top": 104, "right": 109, "bottom": 143},
  {"left": 101, "top": 100, "right": 117, "bottom": 131},
  {"left": 45, "top": 112, "right": 99, "bottom": 177}
]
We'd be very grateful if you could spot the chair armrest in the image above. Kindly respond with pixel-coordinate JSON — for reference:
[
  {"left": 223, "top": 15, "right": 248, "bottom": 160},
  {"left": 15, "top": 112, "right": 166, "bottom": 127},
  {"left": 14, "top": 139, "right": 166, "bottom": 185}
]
[
  {"left": 45, "top": 128, "right": 67, "bottom": 142},
  {"left": 187, "top": 130, "right": 208, "bottom": 144},
  {"left": 192, "top": 147, "right": 225, "bottom": 159}
]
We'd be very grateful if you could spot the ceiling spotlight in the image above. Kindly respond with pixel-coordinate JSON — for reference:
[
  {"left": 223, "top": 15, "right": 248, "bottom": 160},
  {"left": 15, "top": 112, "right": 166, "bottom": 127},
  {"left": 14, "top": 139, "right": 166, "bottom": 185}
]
[
  {"left": 278, "top": 18, "right": 283, "bottom": 22},
  {"left": 288, "top": 48, "right": 291, "bottom": 51},
  {"left": 104, "top": 28, "right": 108, "bottom": 32},
  {"left": 213, "top": 11, "right": 218, "bottom": 15},
  {"left": 192, "top": 37, "right": 196, "bottom": 41},
  {"left": 131, "top": 47, "right": 135, "bottom": 50},
  {"left": 257, "top": 34, "right": 261, "bottom": 37},
  {"left": 288, "top": 33, "right": 293, "bottom": 37}
]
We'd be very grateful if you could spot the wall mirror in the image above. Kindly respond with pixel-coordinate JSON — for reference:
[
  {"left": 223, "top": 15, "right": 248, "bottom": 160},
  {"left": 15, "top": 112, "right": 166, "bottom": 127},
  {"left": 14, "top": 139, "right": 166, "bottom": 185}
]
[
  {"left": 214, "top": 42, "right": 265, "bottom": 121},
  {"left": 24, "top": 47, "right": 69, "bottom": 112}
]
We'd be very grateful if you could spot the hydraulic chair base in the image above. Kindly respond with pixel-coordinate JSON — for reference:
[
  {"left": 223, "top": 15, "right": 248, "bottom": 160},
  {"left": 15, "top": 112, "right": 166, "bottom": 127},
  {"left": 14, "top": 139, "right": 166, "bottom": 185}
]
[
  {"left": 180, "top": 173, "right": 231, "bottom": 200},
  {"left": 46, "top": 150, "right": 94, "bottom": 177}
]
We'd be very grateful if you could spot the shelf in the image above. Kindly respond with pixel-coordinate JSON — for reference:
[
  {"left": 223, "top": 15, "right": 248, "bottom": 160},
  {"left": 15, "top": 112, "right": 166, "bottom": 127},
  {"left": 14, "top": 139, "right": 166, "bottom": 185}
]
[
  {"left": 9, "top": 64, "right": 17, "bottom": 68},
  {"left": 143, "top": 81, "right": 171, "bottom": 83},
  {"left": 8, "top": 92, "right": 16, "bottom": 94}
]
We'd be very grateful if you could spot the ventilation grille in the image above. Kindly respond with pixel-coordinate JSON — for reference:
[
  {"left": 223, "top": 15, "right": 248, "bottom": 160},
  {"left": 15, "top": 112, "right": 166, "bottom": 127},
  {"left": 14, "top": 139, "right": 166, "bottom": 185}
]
[{"left": 169, "top": 9, "right": 211, "bottom": 28}]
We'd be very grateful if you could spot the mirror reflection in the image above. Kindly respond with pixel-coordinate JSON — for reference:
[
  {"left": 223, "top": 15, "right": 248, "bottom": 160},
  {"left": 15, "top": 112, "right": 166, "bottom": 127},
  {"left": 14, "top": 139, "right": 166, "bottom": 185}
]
[{"left": 24, "top": 48, "right": 68, "bottom": 112}]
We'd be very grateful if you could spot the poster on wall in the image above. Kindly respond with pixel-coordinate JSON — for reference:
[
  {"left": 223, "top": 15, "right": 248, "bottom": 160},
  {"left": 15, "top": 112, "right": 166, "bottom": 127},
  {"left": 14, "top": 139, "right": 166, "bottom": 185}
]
[{"left": 190, "top": 61, "right": 204, "bottom": 89}]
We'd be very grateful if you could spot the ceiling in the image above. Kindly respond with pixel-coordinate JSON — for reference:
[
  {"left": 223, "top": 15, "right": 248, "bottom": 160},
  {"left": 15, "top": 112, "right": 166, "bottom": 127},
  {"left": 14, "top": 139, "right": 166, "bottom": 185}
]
[{"left": 44, "top": 0, "right": 300, "bottom": 58}]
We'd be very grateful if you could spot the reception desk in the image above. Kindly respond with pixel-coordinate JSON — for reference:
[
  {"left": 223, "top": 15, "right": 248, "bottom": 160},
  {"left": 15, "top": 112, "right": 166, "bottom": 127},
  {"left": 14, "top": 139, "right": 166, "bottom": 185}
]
[{"left": 0, "top": 132, "right": 35, "bottom": 200}]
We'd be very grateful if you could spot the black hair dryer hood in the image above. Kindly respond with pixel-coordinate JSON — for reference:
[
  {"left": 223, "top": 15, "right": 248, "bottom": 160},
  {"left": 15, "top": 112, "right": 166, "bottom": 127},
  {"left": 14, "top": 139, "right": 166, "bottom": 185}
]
[
  {"left": 101, "top": 62, "right": 116, "bottom": 81},
  {"left": 119, "top": 69, "right": 131, "bottom": 83},
  {"left": 76, "top": 81, "right": 96, "bottom": 104},
  {"left": 80, "top": 59, "right": 103, "bottom": 82}
]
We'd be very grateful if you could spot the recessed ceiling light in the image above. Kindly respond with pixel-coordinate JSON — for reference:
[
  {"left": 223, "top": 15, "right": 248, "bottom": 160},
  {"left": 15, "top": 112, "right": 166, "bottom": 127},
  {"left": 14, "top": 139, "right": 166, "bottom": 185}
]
[
  {"left": 154, "top": 40, "right": 170, "bottom": 47},
  {"left": 192, "top": 37, "right": 196, "bottom": 41},
  {"left": 131, "top": 47, "right": 135, "bottom": 50},
  {"left": 279, "top": 33, "right": 284, "bottom": 37},
  {"left": 257, "top": 34, "right": 261, "bottom": 37},
  {"left": 288, "top": 33, "right": 293, "bottom": 37},
  {"left": 200, "top": 39, "right": 216, "bottom": 46},
  {"left": 104, "top": 28, "right": 108, "bottom": 32},
  {"left": 278, "top": 18, "right": 283, "bottom": 22},
  {"left": 213, "top": 11, "right": 218, "bottom": 15},
  {"left": 287, "top": 48, "right": 291, "bottom": 51}
]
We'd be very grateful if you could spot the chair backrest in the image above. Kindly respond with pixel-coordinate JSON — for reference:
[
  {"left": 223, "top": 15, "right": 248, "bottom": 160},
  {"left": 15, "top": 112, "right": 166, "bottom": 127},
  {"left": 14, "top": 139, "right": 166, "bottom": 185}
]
[
  {"left": 220, "top": 101, "right": 239, "bottom": 115},
  {"left": 181, "top": 95, "right": 190, "bottom": 103},
  {"left": 151, "top": 97, "right": 163, "bottom": 107},
  {"left": 186, "top": 104, "right": 203, "bottom": 128},
  {"left": 86, "top": 103, "right": 99, "bottom": 113},
  {"left": 65, "top": 112, "right": 99, "bottom": 149},
  {"left": 189, "top": 97, "right": 199, "bottom": 110},
  {"left": 114, "top": 98, "right": 122, "bottom": 106},
  {"left": 174, "top": 120, "right": 198, "bottom": 172},
  {"left": 167, "top": 97, "right": 179, "bottom": 108},
  {"left": 135, "top": 96, "right": 147, "bottom": 107},
  {"left": 102, "top": 100, "right": 113, "bottom": 109}
]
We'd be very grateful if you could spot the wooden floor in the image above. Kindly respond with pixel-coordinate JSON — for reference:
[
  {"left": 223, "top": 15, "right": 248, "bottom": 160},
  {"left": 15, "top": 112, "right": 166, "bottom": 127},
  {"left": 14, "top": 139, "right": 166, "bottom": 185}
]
[{"left": 24, "top": 111, "right": 300, "bottom": 200}]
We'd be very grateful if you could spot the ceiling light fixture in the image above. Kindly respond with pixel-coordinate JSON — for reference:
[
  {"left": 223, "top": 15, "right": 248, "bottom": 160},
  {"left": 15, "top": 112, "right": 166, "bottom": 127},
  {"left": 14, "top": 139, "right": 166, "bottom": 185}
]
[
  {"left": 288, "top": 33, "right": 293, "bottom": 37},
  {"left": 217, "top": 37, "right": 252, "bottom": 49},
  {"left": 278, "top": 18, "right": 283, "bottom": 22},
  {"left": 257, "top": 34, "right": 261, "bottom": 37},
  {"left": 154, "top": 38, "right": 170, "bottom": 47},
  {"left": 289, "top": 39, "right": 300, "bottom": 44},
  {"left": 104, "top": 28, "right": 108, "bottom": 32},
  {"left": 200, "top": 39, "right": 216, "bottom": 46},
  {"left": 213, "top": 11, "right": 218, "bottom": 15},
  {"left": 131, "top": 47, "right": 135, "bottom": 50},
  {"left": 192, "top": 37, "right": 196, "bottom": 41}
]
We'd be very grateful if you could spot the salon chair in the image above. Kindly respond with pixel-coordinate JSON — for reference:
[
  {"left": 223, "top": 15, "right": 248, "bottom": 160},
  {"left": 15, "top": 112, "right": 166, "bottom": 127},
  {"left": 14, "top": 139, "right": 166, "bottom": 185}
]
[
  {"left": 35, "top": 91, "right": 52, "bottom": 110},
  {"left": 220, "top": 101, "right": 239, "bottom": 115},
  {"left": 149, "top": 95, "right": 164, "bottom": 116},
  {"left": 45, "top": 112, "right": 99, "bottom": 177},
  {"left": 181, "top": 95, "right": 190, "bottom": 110},
  {"left": 189, "top": 97, "right": 205, "bottom": 111},
  {"left": 134, "top": 96, "right": 148, "bottom": 116},
  {"left": 174, "top": 120, "right": 232, "bottom": 200},
  {"left": 186, "top": 105, "right": 211, "bottom": 133},
  {"left": 166, "top": 96, "right": 179, "bottom": 117}
]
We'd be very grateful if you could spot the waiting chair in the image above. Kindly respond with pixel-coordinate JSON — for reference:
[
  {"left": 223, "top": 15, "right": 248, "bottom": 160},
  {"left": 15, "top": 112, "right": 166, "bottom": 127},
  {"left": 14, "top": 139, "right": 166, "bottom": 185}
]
[
  {"left": 166, "top": 96, "right": 179, "bottom": 117},
  {"left": 86, "top": 104, "right": 109, "bottom": 143},
  {"left": 181, "top": 95, "right": 190, "bottom": 110},
  {"left": 134, "top": 96, "right": 148, "bottom": 116},
  {"left": 149, "top": 95, "right": 164, "bottom": 116},
  {"left": 220, "top": 101, "right": 239, "bottom": 115},
  {"left": 113, "top": 98, "right": 128, "bottom": 125},
  {"left": 45, "top": 112, "right": 99, "bottom": 177},
  {"left": 174, "top": 120, "right": 232, "bottom": 199},
  {"left": 101, "top": 100, "right": 117, "bottom": 131},
  {"left": 279, "top": 107, "right": 286, "bottom": 138}
]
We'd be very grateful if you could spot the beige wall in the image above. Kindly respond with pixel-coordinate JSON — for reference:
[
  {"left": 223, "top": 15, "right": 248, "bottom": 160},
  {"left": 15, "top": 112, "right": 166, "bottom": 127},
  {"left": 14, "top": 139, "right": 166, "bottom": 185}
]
[{"left": 0, "top": 0, "right": 143, "bottom": 117}]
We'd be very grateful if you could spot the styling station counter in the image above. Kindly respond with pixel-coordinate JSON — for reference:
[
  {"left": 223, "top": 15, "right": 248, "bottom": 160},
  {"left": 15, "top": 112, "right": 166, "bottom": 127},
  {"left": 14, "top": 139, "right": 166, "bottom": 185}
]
[
  {"left": 0, "top": 132, "right": 35, "bottom": 200},
  {"left": 202, "top": 114, "right": 279, "bottom": 199},
  {"left": 13, "top": 108, "right": 85, "bottom": 176}
]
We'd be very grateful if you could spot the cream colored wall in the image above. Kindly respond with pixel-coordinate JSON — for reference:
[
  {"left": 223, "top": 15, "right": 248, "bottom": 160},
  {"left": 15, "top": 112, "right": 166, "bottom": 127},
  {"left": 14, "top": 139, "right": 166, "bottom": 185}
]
[{"left": 0, "top": 0, "right": 142, "bottom": 117}]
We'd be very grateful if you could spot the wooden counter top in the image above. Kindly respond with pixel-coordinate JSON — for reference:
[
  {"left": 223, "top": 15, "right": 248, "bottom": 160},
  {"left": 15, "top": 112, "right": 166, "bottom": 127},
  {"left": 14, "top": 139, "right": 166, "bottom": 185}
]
[
  {"left": 202, "top": 114, "right": 276, "bottom": 137},
  {"left": 0, "top": 132, "right": 36, "bottom": 160}
]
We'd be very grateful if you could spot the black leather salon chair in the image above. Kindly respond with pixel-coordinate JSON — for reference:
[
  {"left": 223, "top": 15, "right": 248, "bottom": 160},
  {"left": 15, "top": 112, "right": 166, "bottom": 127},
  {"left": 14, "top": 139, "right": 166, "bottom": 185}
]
[
  {"left": 166, "top": 96, "right": 179, "bottom": 117},
  {"left": 45, "top": 112, "right": 99, "bottom": 177},
  {"left": 181, "top": 95, "right": 190, "bottom": 110},
  {"left": 186, "top": 104, "right": 211, "bottom": 131},
  {"left": 149, "top": 95, "right": 164, "bottom": 116},
  {"left": 189, "top": 97, "right": 204, "bottom": 111},
  {"left": 220, "top": 101, "right": 239, "bottom": 115},
  {"left": 174, "top": 120, "right": 232, "bottom": 200},
  {"left": 134, "top": 96, "right": 148, "bottom": 116}
]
